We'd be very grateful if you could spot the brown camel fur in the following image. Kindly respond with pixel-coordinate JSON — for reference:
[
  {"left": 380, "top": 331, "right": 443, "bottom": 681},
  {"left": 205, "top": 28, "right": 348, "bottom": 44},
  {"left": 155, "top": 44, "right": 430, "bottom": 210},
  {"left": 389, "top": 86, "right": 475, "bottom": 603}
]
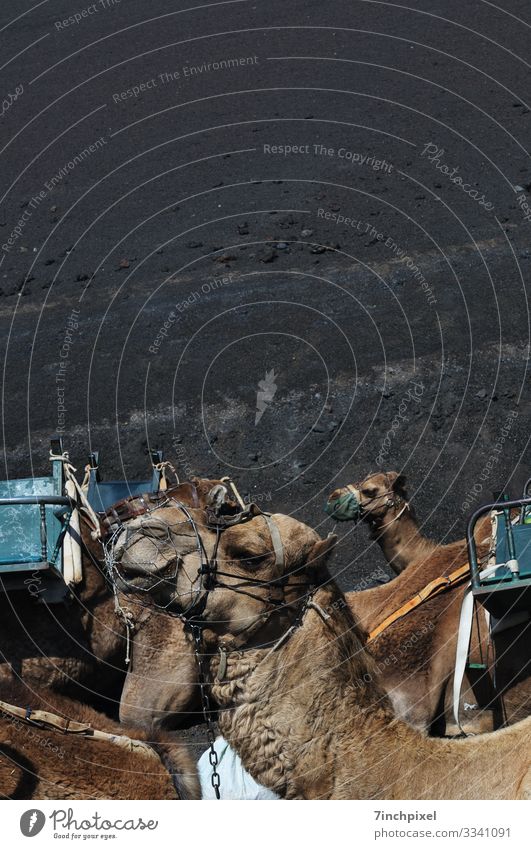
[
  {"left": 116, "top": 478, "right": 244, "bottom": 730},
  {"left": 212, "top": 582, "right": 531, "bottom": 799},
  {"left": 0, "top": 680, "right": 200, "bottom": 799},
  {"left": 112, "top": 510, "right": 531, "bottom": 798}
]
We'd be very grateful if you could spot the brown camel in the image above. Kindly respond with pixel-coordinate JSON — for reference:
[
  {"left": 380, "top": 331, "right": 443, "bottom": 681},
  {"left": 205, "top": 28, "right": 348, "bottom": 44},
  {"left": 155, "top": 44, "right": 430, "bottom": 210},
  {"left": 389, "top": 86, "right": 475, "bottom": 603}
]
[
  {"left": 329, "top": 473, "right": 530, "bottom": 733},
  {"left": 0, "top": 679, "right": 200, "bottom": 799},
  {"left": 115, "top": 473, "right": 508, "bottom": 734},
  {"left": 111, "top": 507, "right": 531, "bottom": 799},
  {"left": 117, "top": 473, "right": 531, "bottom": 736},
  {"left": 0, "top": 477, "right": 234, "bottom": 722}
]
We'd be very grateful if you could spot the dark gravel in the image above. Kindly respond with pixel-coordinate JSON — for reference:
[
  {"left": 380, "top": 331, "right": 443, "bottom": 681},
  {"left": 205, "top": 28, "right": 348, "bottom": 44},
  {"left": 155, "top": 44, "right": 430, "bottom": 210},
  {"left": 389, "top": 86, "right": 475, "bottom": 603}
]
[{"left": 1, "top": 0, "right": 529, "bottom": 596}]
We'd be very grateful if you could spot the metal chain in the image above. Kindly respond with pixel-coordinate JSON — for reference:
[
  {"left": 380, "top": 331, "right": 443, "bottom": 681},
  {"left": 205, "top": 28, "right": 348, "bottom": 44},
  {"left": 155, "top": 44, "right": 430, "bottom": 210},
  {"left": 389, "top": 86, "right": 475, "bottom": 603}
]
[{"left": 190, "top": 623, "right": 221, "bottom": 799}]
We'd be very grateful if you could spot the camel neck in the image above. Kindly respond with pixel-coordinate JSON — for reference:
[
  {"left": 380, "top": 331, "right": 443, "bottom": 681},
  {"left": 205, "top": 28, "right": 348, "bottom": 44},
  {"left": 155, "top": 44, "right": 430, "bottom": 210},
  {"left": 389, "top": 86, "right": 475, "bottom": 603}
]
[
  {"left": 214, "top": 583, "right": 396, "bottom": 715},
  {"left": 370, "top": 506, "right": 435, "bottom": 573},
  {"left": 214, "top": 582, "right": 426, "bottom": 798}
]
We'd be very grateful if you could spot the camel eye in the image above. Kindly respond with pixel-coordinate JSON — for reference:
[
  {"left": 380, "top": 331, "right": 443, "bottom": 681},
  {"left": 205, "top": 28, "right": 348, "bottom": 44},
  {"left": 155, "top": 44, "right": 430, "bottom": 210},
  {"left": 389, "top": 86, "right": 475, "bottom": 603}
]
[
  {"left": 362, "top": 487, "right": 378, "bottom": 498},
  {"left": 228, "top": 547, "right": 268, "bottom": 569}
]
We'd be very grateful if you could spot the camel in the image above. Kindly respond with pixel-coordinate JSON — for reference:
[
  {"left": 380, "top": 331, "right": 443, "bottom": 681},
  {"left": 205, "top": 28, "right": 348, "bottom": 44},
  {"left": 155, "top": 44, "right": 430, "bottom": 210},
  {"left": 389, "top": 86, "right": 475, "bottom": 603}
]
[
  {"left": 327, "top": 471, "right": 490, "bottom": 574},
  {"left": 117, "top": 472, "right": 520, "bottom": 735},
  {"left": 110, "top": 506, "right": 531, "bottom": 799},
  {"left": 0, "top": 476, "right": 234, "bottom": 724},
  {"left": 329, "top": 473, "right": 530, "bottom": 733},
  {"left": 0, "top": 679, "right": 200, "bottom": 799},
  {"left": 120, "top": 472, "right": 529, "bottom": 734},
  {"left": 115, "top": 472, "right": 531, "bottom": 737}
]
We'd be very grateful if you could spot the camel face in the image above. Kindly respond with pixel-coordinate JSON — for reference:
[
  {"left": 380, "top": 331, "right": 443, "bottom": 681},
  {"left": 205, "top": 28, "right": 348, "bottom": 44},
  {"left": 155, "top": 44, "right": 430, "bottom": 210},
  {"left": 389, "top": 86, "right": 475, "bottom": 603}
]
[
  {"left": 327, "top": 471, "right": 408, "bottom": 524},
  {"left": 111, "top": 505, "right": 336, "bottom": 647},
  {"left": 111, "top": 506, "right": 214, "bottom": 612}
]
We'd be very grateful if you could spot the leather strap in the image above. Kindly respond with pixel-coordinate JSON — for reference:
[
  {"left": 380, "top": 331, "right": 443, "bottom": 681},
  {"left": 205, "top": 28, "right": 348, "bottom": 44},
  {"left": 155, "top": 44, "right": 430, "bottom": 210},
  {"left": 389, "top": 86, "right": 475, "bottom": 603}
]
[
  {"left": 452, "top": 587, "right": 475, "bottom": 732},
  {"left": 0, "top": 700, "right": 159, "bottom": 760},
  {"left": 367, "top": 562, "right": 470, "bottom": 643},
  {"left": 100, "top": 481, "right": 201, "bottom": 535}
]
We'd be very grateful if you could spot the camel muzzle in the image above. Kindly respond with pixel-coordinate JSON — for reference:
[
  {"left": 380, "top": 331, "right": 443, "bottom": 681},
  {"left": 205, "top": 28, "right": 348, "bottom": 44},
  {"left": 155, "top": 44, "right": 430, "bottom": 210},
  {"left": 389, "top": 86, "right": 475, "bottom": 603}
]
[{"left": 325, "top": 486, "right": 362, "bottom": 522}]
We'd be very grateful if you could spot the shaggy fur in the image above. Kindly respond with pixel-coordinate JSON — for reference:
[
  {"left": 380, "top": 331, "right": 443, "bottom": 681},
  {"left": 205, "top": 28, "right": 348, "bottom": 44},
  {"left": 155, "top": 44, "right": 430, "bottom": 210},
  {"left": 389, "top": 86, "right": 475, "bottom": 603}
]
[
  {"left": 0, "top": 680, "right": 199, "bottom": 799},
  {"left": 115, "top": 504, "right": 321, "bottom": 730},
  {"left": 210, "top": 584, "right": 531, "bottom": 799},
  {"left": 117, "top": 509, "right": 531, "bottom": 798}
]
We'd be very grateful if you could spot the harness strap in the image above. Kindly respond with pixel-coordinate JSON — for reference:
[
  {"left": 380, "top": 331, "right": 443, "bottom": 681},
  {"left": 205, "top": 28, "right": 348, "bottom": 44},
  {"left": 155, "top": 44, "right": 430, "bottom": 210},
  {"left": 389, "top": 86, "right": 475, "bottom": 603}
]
[
  {"left": 220, "top": 476, "right": 246, "bottom": 511},
  {"left": 452, "top": 587, "right": 475, "bottom": 733},
  {"left": 367, "top": 562, "right": 470, "bottom": 643},
  {"left": 378, "top": 501, "right": 410, "bottom": 528},
  {"left": 0, "top": 700, "right": 159, "bottom": 760},
  {"left": 262, "top": 513, "right": 284, "bottom": 569},
  {"left": 153, "top": 460, "right": 179, "bottom": 491},
  {"left": 451, "top": 560, "right": 525, "bottom": 733}
]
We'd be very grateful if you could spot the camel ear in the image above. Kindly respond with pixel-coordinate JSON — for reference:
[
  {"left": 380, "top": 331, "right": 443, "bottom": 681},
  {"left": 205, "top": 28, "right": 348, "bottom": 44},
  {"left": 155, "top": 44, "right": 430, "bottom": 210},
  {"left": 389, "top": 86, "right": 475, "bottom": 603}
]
[
  {"left": 388, "top": 471, "right": 407, "bottom": 492},
  {"left": 206, "top": 484, "right": 229, "bottom": 510},
  {"left": 308, "top": 534, "right": 337, "bottom": 570}
]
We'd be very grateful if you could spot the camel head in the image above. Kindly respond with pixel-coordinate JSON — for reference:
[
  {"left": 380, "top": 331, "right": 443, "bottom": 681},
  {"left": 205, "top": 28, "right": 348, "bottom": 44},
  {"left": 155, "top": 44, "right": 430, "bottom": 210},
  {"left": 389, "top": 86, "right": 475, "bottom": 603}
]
[
  {"left": 325, "top": 471, "right": 409, "bottom": 526},
  {"left": 110, "top": 498, "right": 337, "bottom": 649}
]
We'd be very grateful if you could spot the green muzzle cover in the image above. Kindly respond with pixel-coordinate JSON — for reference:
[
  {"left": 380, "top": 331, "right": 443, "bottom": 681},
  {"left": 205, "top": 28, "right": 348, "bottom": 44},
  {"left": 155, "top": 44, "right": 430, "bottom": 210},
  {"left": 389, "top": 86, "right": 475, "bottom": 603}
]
[{"left": 324, "top": 490, "right": 361, "bottom": 522}]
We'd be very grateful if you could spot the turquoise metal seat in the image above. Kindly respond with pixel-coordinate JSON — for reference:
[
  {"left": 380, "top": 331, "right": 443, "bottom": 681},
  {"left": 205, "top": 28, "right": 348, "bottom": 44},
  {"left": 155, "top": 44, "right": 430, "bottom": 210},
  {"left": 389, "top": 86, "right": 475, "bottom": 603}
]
[
  {"left": 468, "top": 488, "right": 531, "bottom": 618},
  {"left": 85, "top": 449, "right": 164, "bottom": 514},
  {"left": 0, "top": 439, "right": 71, "bottom": 585}
]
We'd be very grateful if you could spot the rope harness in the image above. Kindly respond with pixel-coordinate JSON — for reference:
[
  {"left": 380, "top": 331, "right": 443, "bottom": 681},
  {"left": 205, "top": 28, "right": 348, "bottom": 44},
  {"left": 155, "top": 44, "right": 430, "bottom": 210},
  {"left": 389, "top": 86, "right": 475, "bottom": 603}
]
[{"left": 50, "top": 452, "right": 102, "bottom": 540}]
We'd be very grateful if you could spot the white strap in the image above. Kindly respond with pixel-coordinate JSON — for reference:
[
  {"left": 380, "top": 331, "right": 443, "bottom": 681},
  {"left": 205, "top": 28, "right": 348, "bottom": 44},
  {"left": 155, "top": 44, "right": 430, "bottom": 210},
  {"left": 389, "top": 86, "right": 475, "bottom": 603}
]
[
  {"left": 452, "top": 563, "right": 504, "bottom": 732},
  {"left": 452, "top": 587, "right": 475, "bottom": 733},
  {"left": 50, "top": 452, "right": 102, "bottom": 540}
]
